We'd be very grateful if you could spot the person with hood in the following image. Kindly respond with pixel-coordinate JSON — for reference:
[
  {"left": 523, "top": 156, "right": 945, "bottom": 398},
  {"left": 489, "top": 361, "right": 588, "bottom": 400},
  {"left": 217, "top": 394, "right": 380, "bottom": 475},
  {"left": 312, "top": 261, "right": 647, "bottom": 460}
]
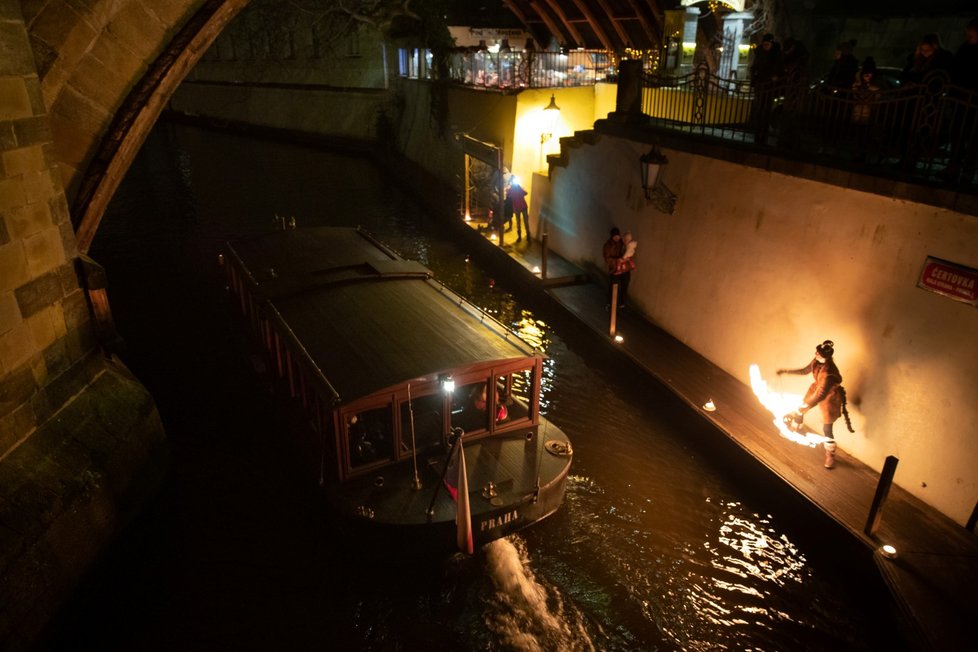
[{"left": 777, "top": 340, "right": 855, "bottom": 469}]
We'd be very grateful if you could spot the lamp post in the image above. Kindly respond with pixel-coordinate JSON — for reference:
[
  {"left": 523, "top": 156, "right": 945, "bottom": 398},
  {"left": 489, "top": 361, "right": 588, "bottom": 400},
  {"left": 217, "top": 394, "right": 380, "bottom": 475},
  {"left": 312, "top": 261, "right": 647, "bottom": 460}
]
[{"left": 539, "top": 93, "right": 560, "bottom": 169}]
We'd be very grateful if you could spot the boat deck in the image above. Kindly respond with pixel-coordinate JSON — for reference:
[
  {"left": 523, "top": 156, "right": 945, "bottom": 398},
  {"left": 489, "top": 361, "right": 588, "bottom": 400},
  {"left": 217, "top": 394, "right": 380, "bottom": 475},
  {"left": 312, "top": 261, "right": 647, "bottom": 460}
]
[
  {"left": 466, "top": 226, "right": 978, "bottom": 651},
  {"left": 338, "top": 426, "right": 570, "bottom": 525}
]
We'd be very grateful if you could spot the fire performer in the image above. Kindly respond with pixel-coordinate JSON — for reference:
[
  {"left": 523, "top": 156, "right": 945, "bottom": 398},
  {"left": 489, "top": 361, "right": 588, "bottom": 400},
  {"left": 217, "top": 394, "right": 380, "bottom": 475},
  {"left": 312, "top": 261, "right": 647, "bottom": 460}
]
[{"left": 777, "top": 340, "right": 855, "bottom": 469}]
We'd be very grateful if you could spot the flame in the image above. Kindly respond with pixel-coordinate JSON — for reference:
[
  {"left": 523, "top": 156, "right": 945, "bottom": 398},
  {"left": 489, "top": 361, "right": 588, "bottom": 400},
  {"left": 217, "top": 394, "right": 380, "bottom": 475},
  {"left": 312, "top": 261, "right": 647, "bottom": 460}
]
[{"left": 748, "top": 364, "right": 828, "bottom": 448}]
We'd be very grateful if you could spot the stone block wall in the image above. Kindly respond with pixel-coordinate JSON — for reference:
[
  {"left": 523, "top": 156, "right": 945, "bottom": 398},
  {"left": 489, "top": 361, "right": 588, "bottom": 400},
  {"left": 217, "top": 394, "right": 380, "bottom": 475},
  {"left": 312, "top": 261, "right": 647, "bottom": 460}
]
[
  {"left": 1, "top": 0, "right": 96, "bottom": 459},
  {"left": 19, "top": 0, "right": 202, "bottom": 202}
]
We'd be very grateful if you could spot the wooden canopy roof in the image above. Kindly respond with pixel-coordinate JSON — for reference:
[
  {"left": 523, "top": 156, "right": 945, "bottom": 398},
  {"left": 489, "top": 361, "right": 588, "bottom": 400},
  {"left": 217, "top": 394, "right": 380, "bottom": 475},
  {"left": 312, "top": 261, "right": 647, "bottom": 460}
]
[
  {"left": 503, "top": 0, "right": 666, "bottom": 51},
  {"left": 227, "top": 228, "right": 537, "bottom": 403}
]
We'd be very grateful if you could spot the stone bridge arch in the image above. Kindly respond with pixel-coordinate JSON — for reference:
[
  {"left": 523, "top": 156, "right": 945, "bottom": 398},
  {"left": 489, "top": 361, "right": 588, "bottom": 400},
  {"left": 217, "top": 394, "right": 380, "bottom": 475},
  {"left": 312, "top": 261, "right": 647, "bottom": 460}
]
[
  {"left": 23, "top": 0, "right": 248, "bottom": 252},
  {"left": 1, "top": 2, "right": 246, "bottom": 645}
]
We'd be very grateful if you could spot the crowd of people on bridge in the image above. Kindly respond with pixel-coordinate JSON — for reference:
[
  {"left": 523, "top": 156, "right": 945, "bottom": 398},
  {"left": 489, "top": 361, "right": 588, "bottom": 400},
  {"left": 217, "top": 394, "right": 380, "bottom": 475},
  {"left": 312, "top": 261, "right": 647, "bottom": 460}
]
[{"left": 746, "top": 17, "right": 978, "bottom": 182}]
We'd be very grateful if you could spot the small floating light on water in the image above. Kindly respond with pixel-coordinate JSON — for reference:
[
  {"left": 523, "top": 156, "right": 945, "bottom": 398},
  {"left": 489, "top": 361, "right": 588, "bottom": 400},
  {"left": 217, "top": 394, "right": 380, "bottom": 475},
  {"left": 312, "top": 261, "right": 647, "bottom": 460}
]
[
  {"left": 614, "top": 335, "right": 624, "bottom": 343},
  {"left": 532, "top": 265, "right": 541, "bottom": 274},
  {"left": 880, "top": 544, "right": 897, "bottom": 559},
  {"left": 703, "top": 399, "right": 716, "bottom": 412}
]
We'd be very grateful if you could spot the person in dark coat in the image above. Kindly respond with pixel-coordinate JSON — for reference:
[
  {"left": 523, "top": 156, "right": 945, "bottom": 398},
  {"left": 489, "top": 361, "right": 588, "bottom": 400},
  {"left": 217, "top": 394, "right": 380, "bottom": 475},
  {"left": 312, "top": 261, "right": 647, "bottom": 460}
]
[
  {"left": 901, "top": 33, "right": 953, "bottom": 84},
  {"left": 777, "top": 340, "right": 854, "bottom": 469},
  {"left": 507, "top": 179, "right": 529, "bottom": 242},
  {"left": 824, "top": 40, "right": 859, "bottom": 88},
  {"left": 944, "top": 18, "right": 978, "bottom": 182},
  {"left": 749, "top": 33, "right": 783, "bottom": 145}
]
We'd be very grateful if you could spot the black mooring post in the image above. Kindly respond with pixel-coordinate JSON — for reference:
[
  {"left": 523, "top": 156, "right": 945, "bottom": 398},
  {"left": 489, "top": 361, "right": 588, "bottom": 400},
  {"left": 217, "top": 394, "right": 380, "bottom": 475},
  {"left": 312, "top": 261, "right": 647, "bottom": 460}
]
[
  {"left": 865, "top": 455, "right": 899, "bottom": 538},
  {"left": 966, "top": 499, "right": 978, "bottom": 533}
]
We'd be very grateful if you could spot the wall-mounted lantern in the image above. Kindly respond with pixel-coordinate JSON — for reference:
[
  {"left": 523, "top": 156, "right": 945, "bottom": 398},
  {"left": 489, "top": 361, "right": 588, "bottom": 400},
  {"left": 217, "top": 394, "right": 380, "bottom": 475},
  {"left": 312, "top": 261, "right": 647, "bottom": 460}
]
[
  {"left": 540, "top": 94, "right": 561, "bottom": 144},
  {"left": 639, "top": 146, "right": 677, "bottom": 213}
]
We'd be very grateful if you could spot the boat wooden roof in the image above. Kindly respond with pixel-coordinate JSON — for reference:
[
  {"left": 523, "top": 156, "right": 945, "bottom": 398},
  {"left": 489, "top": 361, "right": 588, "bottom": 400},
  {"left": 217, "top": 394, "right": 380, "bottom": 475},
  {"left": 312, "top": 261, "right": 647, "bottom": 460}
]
[{"left": 227, "top": 228, "right": 538, "bottom": 403}]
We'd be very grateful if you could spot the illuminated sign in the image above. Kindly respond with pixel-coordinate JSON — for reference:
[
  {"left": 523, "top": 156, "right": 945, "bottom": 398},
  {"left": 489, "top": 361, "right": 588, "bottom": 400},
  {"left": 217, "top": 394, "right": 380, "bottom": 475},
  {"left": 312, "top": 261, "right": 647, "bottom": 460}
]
[{"left": 917, "top": 256, "right": 978, "bottom": 307}]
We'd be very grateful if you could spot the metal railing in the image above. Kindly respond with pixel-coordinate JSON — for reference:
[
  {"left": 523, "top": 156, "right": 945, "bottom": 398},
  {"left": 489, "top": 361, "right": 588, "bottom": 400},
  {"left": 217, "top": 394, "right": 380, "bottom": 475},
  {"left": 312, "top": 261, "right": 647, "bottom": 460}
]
[
  {"left": 445, "top": 49, "right": 622, "bottom": 89},
  {"left": 639, "top": 64, "right": 978, "bottom": 185}
]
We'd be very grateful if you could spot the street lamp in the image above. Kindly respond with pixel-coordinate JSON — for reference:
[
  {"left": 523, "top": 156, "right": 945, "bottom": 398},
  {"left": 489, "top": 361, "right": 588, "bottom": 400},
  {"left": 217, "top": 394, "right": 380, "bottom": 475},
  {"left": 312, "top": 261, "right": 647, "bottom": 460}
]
[{"left": 540, "top": 94, "right": 561, "bottom": 168}]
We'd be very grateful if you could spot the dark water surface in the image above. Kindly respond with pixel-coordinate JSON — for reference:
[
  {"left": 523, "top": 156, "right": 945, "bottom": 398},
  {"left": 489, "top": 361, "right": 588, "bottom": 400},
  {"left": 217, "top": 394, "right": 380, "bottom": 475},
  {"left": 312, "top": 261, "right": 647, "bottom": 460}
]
[{"left": 44, "top": 124, "right": 902, "bottom": 651}]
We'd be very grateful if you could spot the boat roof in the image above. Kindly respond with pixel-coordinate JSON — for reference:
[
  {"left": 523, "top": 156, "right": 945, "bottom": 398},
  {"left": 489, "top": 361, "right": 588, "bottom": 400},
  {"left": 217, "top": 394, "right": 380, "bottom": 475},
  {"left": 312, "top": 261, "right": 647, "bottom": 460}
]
[{"left": 227, "top": 228, "right": 538, "bottom": 402}]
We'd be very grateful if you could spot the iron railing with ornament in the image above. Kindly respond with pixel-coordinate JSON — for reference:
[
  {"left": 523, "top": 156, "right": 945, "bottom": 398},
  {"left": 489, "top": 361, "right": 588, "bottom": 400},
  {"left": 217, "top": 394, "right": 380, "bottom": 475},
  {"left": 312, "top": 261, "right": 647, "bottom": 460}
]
[
  {"left": 441, "top": 49, "right": 654, "bottom": 89},
  {"left": 639, "top": 63, "right": 978, "bottom": 186}
]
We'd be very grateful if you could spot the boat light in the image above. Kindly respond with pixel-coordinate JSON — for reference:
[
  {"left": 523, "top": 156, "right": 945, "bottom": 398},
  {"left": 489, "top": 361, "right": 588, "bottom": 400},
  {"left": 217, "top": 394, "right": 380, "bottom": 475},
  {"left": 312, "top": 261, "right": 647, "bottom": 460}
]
[
  {"left": 880, "top": 544, "right": 897, "bottom": 559},
  {"left": 614, "top": 335, "right": 624, "bottom": 343},
  {"left": 703, "top": 399, "right": 716, "bottom": 412},
  {"left": 440, "top": 374, "right": 455, "bottom": 394}
]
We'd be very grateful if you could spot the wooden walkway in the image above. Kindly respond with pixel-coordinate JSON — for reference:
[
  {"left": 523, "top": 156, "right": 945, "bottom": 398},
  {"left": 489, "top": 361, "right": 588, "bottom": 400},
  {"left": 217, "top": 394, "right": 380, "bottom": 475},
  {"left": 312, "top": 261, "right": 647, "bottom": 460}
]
[{"left": 473, "top": 228, "right": 978, "bottom": 651}]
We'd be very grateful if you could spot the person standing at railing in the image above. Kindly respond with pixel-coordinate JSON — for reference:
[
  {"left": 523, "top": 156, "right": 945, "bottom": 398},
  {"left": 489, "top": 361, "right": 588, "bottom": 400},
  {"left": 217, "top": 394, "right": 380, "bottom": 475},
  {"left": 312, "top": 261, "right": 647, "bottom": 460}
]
[
  {"left": 900, "top": 33, "right": 953, "bottom": 84},
  {"left": 943, "top": 18, "right": 978, "bottom": 183},
  {"left": 851, "top": 57, "right": 883, "bottom": 160},
  {"left": 824, "top": 40, "right": 858, "bottom": 89},
  {"left": 749, "top": 33, "right": 784, "bottom": 145}
]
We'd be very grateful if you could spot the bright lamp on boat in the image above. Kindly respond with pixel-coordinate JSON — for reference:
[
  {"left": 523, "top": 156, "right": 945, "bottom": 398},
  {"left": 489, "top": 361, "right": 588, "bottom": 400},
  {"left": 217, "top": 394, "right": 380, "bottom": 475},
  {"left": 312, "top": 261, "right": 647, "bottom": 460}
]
[{"left": 440, "top": 374, "right": 455, "bottom": 394}]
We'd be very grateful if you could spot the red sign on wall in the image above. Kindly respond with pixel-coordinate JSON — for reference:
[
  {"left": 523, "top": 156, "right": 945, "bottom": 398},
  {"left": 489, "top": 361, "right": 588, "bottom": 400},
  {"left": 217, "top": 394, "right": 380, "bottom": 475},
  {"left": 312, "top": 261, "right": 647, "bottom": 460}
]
[{"left": 917, "top": 257, "right": 978, "bottom": 307}]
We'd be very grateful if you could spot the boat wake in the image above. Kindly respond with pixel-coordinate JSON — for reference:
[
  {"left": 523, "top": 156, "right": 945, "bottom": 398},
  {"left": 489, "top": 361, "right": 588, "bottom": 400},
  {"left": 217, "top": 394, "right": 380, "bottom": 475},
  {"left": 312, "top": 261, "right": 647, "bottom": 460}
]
[{"left": 483, "top": 536, "right": 595, "bottom": 652}]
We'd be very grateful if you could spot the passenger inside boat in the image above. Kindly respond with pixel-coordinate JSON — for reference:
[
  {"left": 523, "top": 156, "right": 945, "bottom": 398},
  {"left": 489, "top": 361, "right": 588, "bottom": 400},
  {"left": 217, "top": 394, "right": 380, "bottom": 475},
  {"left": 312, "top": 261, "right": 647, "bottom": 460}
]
[
  {"left": 348, "top": 408, "right": 394, "bottom": 468},
  {"left": 496, "top": 372, "right": 530, "bottom": 422}
]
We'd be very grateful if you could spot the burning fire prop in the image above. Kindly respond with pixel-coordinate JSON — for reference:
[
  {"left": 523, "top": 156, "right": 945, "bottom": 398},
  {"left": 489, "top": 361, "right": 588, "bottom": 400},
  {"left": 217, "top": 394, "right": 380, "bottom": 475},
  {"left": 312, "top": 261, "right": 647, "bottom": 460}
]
[{"left": 749, "top": 364, "right": 829, "bottom": 448}]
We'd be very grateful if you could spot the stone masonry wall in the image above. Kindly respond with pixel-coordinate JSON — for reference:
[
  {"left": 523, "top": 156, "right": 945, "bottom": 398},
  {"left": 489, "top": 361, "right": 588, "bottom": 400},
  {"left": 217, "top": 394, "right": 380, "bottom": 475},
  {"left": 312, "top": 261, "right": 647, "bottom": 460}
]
[
  {"left": 20, "top": 0, "right": 202, "bottom": 202},
  {"left": 1, "top": 0, "right": 95, "bottom": 459}
]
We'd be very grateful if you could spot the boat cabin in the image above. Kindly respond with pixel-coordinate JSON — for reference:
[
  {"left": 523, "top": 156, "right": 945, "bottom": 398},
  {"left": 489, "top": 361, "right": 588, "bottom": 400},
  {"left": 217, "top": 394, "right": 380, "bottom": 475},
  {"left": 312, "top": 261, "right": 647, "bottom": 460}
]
[{"left": 224, "top": 227, "right": 545, "bottom": 485}]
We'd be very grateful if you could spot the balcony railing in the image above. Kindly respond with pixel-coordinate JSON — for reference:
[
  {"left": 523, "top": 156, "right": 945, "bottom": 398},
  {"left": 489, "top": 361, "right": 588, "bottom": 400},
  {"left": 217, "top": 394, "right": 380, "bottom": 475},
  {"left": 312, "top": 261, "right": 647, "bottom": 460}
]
[{"left": 639, "top": 64, "right": 978, "bottom": 186}]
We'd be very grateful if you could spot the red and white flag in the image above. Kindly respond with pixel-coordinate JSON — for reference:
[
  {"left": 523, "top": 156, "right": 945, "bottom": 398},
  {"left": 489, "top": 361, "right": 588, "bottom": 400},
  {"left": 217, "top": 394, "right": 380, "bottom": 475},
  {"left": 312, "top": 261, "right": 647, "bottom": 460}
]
[{"left": 456, "top": 438, "right": 474, "bottom": 555}]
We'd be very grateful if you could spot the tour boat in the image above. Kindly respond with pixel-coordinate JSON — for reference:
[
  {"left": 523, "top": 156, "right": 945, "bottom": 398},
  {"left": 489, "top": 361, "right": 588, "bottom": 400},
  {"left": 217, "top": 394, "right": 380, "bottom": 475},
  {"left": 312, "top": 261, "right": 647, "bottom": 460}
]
[{"left": 222, "top": 226, "right": 572, "bottom": 553}]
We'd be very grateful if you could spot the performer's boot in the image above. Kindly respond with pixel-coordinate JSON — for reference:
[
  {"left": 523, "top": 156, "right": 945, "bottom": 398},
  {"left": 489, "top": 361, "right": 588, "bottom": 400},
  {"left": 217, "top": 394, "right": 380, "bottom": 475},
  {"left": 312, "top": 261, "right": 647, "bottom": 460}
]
[{"left": 823, "top": 440, "right": 837, "bottom": 469}]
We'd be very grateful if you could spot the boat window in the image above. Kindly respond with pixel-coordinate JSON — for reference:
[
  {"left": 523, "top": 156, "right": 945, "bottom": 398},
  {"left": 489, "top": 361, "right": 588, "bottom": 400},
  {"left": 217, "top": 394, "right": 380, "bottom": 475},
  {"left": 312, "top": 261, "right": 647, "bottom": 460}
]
[
  {"left": 453, "top": 380, "right": 492, "bottom": 434},
  {"left": 497, "top": 368, "right": 533, "bottom": 423},
  {"left": 347, "top": 406, "right": 394, "bottom": 468},
  {"left": 400, "top": 392, "right": 444, "bottom": 453}
]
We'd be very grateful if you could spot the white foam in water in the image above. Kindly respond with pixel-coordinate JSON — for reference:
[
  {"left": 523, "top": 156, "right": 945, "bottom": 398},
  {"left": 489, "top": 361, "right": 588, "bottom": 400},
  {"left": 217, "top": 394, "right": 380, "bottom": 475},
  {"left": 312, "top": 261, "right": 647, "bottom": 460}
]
[{"left": 483, "top": 536, "right": 595, "bottom": 652}]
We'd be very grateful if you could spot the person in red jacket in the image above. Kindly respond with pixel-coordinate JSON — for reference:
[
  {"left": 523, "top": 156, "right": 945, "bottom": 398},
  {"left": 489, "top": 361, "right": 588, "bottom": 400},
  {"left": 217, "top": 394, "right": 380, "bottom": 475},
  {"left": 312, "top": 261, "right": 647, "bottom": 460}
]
[{"left": 777, "top": 340, "right": 854, "bottom": 469}]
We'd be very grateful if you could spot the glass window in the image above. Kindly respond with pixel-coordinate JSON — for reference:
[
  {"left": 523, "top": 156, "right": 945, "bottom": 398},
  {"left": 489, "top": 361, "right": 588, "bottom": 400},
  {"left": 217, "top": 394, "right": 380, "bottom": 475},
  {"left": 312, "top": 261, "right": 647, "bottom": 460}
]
[
  {"left": 452, "top": 380, "right": 492, "bottom": 434},
  {"left": 497, "top": 368, "right": 533, "bottom": 423},
  {"left": 400, "top": 392, "right": 444, "bottom": 454},
  {"left": 347, "top": 405, "right": 394, "bottom": 468}
]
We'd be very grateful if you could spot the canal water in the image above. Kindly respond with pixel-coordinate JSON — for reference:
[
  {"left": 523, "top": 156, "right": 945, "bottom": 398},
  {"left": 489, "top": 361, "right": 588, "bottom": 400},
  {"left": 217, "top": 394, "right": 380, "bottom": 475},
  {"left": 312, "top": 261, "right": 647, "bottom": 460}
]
[{"left": 45, "top": 123, "right": 903, "bottom": 651}]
